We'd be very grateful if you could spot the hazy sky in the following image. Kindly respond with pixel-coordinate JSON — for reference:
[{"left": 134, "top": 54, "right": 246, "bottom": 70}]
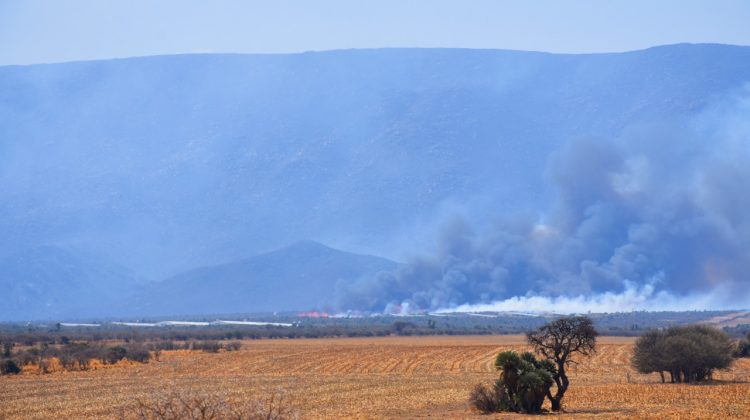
[{"left": 1, "top": 0, "right": 749, "bottom": 65}]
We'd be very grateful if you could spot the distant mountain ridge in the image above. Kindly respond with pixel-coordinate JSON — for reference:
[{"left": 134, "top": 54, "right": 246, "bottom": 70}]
[
  {"left": 3, "top": 44, "right": 749, "bottom": 279},
  {"left": 2, "top": 44, "right": 750, "bottom": 319},
  {"left": 123, "top": 240, "right": 399, "bottom": 317},
  {"left": 0, "top": 241, "right": 398, "bottom": 321},
  {"left": 0, "top": 246, "right": 139, "bottom": 321}
]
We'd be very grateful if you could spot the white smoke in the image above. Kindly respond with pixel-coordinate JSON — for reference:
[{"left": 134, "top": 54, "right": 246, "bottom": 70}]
[{"left": 440, "top": 278, "right": 742, "bottom": 314}]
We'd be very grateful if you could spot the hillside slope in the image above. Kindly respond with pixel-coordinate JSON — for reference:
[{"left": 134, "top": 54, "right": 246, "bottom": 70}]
[
  {"left": 2, "top": 44, "right": 749, "bottom": 280},
  {"left": 127, "top": 240, "right": 398, "bottom": 316},
  {"left": 0, "top": 247, "right": 139, "bottom": 321}
]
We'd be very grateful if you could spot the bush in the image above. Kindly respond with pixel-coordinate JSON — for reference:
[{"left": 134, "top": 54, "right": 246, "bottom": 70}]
[
  {"left": 225, "top": 341, "right": 242, "bottom": 351},
  {"left": 106, "top": 346, "right": 128, "bottom": 364},
  {"left": 733, "top": 333, "right": 750, "bottom": 358},
  {"left": 149, "top": 341, "right": 186, "bottom": 351},
  {"left": 2, "top": 341, "right": 13, "bottom": 358},
  {"left": 123, "top": 344, "right": 151, "bottom": 363},
  {"left": 191, "top": 341, "right": 222, "bottom": 353},
  {"left": 124, "top": 388, "right": 298, "bottom": 420},
  {"left": 0, "top": 359, "right": 21, "bottom": 375},
  {"left": 468, "top": 381, "right": 509, "bottom": 414},
  {"left": 495, "top": 351, "right": 555, "bottom": 413},
  {"left": 10, "top": 341, "right": 153, "bottom": 373},
  {"left": 392, "top": 321, "right": 417, "bottom": 335},
  {"left": 16, "top": 349, "right": 39, "bottom": 367},
  {"left": 2, "top": 337, "right": 241, "bottom": 375},
  {"left": 632, "top": 324, "right": 734, "bottom": 383},
  {"left": 470, "top": 350, "right": 555, "bottom": 414},
  {"left": 56, "top": 342, "right": 98, "bottom": 370}
]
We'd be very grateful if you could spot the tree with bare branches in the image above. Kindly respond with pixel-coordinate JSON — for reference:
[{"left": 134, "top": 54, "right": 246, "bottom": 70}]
[{"left": 526, "top": 316, "right": 598, "bottom": 412}]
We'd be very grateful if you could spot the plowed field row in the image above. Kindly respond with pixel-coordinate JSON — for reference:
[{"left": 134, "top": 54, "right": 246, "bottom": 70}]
[{"left": 1, "top": 335, "right": 749, "bottom": 419}]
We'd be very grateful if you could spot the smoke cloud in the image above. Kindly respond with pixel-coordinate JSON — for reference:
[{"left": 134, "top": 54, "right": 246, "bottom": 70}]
[
  {"left": 444, "top": 281, "right": 737, "bottom": 314},
  {"left": 336, "top": 87, "right": 750, "bottom": 313}
]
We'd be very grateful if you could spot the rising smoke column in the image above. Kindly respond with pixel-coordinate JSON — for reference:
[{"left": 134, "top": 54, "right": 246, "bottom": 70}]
[{"left": 336, "top": 88, "right": 750, "bottom": 313}]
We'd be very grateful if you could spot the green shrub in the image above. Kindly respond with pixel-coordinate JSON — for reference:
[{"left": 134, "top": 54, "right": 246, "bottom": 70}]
[{"left": 471, "top": 350, "right": 555, "bottom": 414}]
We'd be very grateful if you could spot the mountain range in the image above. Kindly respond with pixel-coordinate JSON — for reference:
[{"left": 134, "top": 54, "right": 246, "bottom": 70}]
[
  {"left": 1, "top": 241, "right": 397, "bottom": 321},
  {"left": 2, "top": 43, "right": 750, "bottom": 320},
  {"left": 128, "top": 240, "right": 398, "bottom": 317}
]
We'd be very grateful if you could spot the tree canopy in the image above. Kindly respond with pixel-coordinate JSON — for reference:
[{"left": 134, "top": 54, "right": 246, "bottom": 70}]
[{"left": 632, "top": 324, "right": 733, "bottom": 383}]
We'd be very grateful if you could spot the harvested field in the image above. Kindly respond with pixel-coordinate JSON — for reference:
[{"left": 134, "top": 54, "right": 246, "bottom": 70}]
[{"left": 1, "top": 335, "right": 749, "bottom": 419}]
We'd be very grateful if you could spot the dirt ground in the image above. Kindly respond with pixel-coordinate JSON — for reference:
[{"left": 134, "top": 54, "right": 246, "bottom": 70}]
[{"left": 1, "top": 335, "right": 749, "bottom": 419}]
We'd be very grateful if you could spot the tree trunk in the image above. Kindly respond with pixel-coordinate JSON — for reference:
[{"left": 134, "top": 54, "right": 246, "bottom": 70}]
[
  {"left": 659, "top": 372, "right": 665, "bottom": 383},
  {"left": 547, "top": 387, "right": 555, "bottom": 403},
  {"left": 550, "top": 397, "right": 561, "bottom": 412},
  {"left": 548, "top": 363, "right": 568, "bottom": 412}
]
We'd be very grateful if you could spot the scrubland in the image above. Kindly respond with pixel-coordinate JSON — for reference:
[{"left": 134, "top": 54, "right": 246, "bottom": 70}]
[{"left": 1, "top": 335, "right": 749, "bottom": 419}]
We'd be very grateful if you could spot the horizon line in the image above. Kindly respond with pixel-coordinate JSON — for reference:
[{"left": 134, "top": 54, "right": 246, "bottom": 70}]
[{"left": 2, "top": 42, "right": 748, "bottom": 68}]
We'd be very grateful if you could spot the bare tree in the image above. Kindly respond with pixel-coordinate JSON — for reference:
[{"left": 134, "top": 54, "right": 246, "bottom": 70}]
[{"left": 526, "top": 316, "right": 598, "bottom": 412}]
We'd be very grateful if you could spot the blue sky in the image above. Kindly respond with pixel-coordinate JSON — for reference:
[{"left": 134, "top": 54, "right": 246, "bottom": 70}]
[{"left": 1, "top": 0, "right": 749, "bottom": 65}]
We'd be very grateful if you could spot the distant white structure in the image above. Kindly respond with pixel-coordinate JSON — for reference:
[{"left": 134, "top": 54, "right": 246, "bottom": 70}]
[
  {"left": 56, "top": 319, "right": 295, "bottom": 328},
  {"left": 60, "top": 323, "right": 101, "bottom": 327},
  {"left": 213, "top": 320, "right": 293, "bottom": 327}
]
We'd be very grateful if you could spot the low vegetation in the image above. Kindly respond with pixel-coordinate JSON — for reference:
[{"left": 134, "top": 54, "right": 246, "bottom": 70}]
[
  {"left": 0, "top": 339, "right": 242, "bottom": 375},
  {"left": 0, "top": 310, "right": 734, "bottom": 348},
  {"left": 9, "top": 342, "right": 154, "bottom": 373},
  {"left": 526, "top": 315, "right": 598, "bottom": 411},
  {"left": 631, "top": 324, "right": 734, "bottom": 383},
  {"left": 470, "top": 316, "right": 598, "bottom": 414},
  {"left": 733, "top": 332, "right": 750, "bottom": 358},
  {"left": 497, "top": 351, "right": 555, "bottom": 413},
  {"left": 471, "top": 321, "right": 740, "bottom": 415},
  {"left": 0, "top": 358, "right": 21, "bottom": 375},
  {"left": 123, "top": 388, "right": 297, "bottom": 420},
  {"left": 468, "top": 382, "right": 507, "bottom": 414},
  {"left": 3, "top": 316, "right": 750, "bottom": 417}
]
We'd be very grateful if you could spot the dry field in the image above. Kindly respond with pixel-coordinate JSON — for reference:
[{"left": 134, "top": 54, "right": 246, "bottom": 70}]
[{"left": 1, "top": 335, "right": 749, "bottom": 419}]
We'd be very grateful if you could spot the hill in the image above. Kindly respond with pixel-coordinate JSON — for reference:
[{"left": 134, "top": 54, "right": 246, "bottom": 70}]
[
  {"left": 126, "top": 240, "right": 398, "bottom": 316},
  {"left": 0, "top": 246, "right": 139, "bottom": 321}
]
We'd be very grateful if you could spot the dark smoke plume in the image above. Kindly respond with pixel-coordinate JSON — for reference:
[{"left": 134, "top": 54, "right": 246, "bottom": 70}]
[{"left": 336, "top": 88, "right": 750, "bottom": 313}]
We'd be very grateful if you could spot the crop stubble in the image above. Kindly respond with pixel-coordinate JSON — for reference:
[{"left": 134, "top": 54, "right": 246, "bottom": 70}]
[{"left": 1, "top": 335, "right": 749, "bottom": 419}]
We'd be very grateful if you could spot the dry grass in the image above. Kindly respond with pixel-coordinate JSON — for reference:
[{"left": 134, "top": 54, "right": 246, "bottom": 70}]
[{"left": 1, "top": 335, "right": 749, "bottom": 419}]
